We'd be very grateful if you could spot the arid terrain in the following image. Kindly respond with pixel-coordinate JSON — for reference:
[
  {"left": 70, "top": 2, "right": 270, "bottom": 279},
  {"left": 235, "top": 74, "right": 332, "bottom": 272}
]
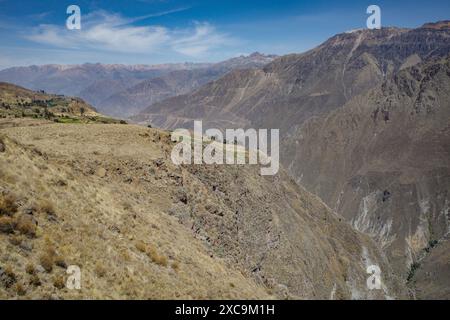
[{"left": 0, "top": 115, "right": 407, "bottom": 299}]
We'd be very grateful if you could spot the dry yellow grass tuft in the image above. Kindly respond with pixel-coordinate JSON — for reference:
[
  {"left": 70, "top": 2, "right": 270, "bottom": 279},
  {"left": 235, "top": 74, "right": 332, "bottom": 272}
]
[
  {"left": 136, "top": 241, "right": 169, "bottom": 267},
  {"left": 171, "top": 261, "right": 180, "bottom": 271},
  {"left": 53, "top": 275, "right": 65, "bottom": 289},
  {"left": 135, "top": 241, "right": 147, "bottom": 253},
  {"left": 25, "top": 263, "right": 36, "bottom": 275}
]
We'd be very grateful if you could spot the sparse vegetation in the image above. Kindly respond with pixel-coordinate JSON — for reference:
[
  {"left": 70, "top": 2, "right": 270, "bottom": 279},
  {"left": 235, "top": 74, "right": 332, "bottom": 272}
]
[{"left": 407, "top": 262, "right": 421, "bottom": 283}]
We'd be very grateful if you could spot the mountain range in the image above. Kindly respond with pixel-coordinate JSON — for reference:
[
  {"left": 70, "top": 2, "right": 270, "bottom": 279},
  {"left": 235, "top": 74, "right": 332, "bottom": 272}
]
[{"left": 0, "top": 53, "right": 276, "bottom": 118}]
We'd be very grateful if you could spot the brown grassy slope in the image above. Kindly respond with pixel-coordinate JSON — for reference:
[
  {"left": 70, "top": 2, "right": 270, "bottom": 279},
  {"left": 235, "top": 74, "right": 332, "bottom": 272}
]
[
  {"left": 0, "top": 121, "right": 270, "bottom": 299},
  {"left": 0, "top": 120, "right": 406, "bottom": 299}
]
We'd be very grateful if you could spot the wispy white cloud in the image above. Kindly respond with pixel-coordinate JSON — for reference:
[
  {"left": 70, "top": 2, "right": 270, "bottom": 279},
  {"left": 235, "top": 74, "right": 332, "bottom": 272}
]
[
  {"left": 171, "top": 22, "right": 236, "bottom": 56},
  {"left": 24, "top": 10, "right": 237, "bottom": 57}
]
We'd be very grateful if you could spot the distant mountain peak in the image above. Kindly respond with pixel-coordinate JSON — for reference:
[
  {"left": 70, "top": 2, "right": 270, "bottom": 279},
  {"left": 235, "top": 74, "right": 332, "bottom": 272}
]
[{"left": 421, "top": 20, "right": 450, "bottom": 30}]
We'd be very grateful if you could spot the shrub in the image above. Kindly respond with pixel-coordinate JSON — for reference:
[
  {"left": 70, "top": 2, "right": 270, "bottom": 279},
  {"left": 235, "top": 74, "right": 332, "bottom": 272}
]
[
  {"left": 16, "top": 215, "right": 37, "bottom": 237},
  {"left": 15, "top": 283, "right": 26, "bottom": 296},
  {"left": 0, "top": 194, "right": 18, "bottom": 216}
]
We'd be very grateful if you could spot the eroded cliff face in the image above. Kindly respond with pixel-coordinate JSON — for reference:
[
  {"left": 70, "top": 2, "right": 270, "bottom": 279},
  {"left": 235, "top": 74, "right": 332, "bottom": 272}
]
[{"left": 285, "top": 56, "right": 450, "bottom": 281}]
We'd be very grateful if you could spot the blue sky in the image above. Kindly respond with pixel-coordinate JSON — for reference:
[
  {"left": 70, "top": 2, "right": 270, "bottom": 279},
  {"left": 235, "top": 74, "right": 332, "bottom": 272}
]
[{"left": 0, "top": 0, "right": 449, "bottom": 68}]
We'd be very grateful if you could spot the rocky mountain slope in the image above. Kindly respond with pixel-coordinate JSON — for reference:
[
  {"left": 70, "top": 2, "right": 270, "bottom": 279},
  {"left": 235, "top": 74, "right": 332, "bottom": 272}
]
[
  {"left": 0, "top": 111, "right": 405, "bottom": 299},
  {"left": 136, "top": 24, "right": 450, "bottom": 129},
  {"left": 285, "top": 56, "right": 450, "bottom": 286},
  {"left": 132, "top": 23, "right": 450, "bottom": 298},
  {"left": 98, "top": 53, "right": 276, "bottom": 118}
]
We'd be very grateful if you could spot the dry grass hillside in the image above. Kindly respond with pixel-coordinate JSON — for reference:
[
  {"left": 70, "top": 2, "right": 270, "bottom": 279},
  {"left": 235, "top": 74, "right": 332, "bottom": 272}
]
[
  {"left": 0, "top": 119, "right": 406, "bottom": 299},
  {"left": 0, "top": 82, "right": 122, "bottom": 125},
  {"left": 0, "top": 120, "right": 271, "bottom": 299}
]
